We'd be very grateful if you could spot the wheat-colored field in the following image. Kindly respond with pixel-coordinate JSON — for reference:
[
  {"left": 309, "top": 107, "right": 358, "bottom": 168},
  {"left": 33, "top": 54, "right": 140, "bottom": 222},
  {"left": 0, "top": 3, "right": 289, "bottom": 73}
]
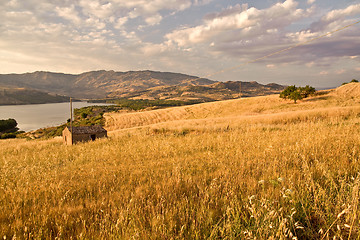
[
  {"left": 1, "top": 83, "right": 359, "bottom": 239},
  {"left": 104, "top": 83, "right": 359, "bottom": 132}
]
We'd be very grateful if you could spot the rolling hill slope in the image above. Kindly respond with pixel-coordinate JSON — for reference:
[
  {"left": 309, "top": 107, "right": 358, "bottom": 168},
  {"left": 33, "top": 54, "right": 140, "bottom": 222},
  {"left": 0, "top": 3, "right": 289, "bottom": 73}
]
[
  {"left": 104, "top": 82, "right": 360, "bottom": 132},
  {"left": 1, "top": 83, "right": 359, "bottom": 239}
]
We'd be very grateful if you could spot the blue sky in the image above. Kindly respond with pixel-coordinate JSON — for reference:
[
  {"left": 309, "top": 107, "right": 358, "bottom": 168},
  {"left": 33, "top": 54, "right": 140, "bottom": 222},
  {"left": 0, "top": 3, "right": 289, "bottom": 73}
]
[{"left": 0, "top": 0, "right": 359, "bottom": 88}]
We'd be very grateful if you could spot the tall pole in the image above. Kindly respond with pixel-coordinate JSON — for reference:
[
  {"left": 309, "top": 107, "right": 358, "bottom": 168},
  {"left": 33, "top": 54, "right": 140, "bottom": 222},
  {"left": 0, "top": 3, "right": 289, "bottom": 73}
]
[
  {"left": 239, "top": 81, "right": 242, "bottom": 99},
  {"left": 70, "top": 97, "right": 73, "bottom": 144}
]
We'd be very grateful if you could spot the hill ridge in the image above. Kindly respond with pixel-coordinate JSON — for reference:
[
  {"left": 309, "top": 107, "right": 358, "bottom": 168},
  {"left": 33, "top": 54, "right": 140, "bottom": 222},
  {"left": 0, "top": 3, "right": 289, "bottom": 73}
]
[
  {"left": 0, "top": 70, "right": 215, "bottom": 99},
  {"left": 0, "top": 70, "right": 285, "bottom": 104}
]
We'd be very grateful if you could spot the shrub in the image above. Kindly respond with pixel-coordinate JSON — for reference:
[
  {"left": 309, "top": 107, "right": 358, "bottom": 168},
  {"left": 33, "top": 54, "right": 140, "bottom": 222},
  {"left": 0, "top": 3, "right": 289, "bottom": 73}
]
[
  {"left": 0, "top": 132, "right": 17, "bottom": 139},
  {"left": 342, "top": 79, "right": 359, "bottom": 85}
]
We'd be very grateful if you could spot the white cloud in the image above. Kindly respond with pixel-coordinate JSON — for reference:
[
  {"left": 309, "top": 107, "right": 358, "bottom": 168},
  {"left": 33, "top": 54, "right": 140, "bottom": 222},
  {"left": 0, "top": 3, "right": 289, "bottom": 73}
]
[
  {"left": 145, "top": 14, "right": 163, "bottom": 26},
  {"left": 55, "top": 5, "right": 81, "bottom": 25},
  {"left": 164, "top": 1, "right": 360, "bottom": 70},
  {"left": 306, "top": 61, "right": 315, "bottom": 67},
  {"left": 319, "top": 71, "right": 328, "bottom": 75},
  {"left": 286, "top": 29, "right": 318, "bottom": 43},
  {"left": 311, "top": 3, "right": 360, "bottom": 31},
  {"left": 166, "top": 0, "right": 313, "bottom": 47},
  {"left": 114, "top": 17, "right": 129, "bottom": 29},
  {"left": 107, "top": 0, "right": 195, "bottom": 26},
  {"left": 85, "top": 17, "right": 107, "bottom": 29},
  {"left": 335, "top": 69, "right": 345, "bottom": 74},
  {"left": 307, "top": 0, "right": 316, "bottom": 4},
  {"left": 6, "top": 0, "right": 19, "bottom": 8},
  {"left": 323, "top": 4, "right": 360, "bottom": 22},
  {"left": 79, "top": 0, "right": 113, "bottom": 19}
]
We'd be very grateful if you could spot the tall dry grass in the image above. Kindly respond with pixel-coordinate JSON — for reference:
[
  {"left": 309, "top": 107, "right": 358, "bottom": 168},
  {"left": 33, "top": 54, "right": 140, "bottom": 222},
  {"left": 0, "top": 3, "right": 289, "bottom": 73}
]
[
  {"left": 104, "top": 83, "right": 360, "bottom": 132},
  {"left": 1, "top": 83, "right": 360, "bottom": 239}
]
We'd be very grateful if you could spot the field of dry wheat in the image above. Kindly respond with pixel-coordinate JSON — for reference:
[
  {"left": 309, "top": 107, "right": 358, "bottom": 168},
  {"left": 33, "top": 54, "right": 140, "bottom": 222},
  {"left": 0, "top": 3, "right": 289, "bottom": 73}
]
[{"left": 1, "top": 83, "right": 359, "bottom": 239}]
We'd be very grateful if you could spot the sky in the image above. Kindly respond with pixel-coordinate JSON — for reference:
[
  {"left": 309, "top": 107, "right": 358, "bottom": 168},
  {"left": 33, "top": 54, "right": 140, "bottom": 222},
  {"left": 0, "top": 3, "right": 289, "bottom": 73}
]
[{"left": 0, "top": 0, "right": 359, "bottom": 88}]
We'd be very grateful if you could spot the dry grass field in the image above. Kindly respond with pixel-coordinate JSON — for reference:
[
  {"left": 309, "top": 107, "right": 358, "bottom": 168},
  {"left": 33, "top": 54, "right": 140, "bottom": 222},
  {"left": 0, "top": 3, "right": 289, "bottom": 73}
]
[{"left": 1, "top": 83, "right": 359, "bottom": 239}]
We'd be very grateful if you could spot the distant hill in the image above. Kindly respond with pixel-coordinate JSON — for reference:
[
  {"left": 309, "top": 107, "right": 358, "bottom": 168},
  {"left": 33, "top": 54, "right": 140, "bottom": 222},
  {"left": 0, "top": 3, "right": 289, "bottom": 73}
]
[
  {"left": 0, "top": 70, "right": 215, "bottom": 99},
  {"left": 0, "top": 70, "right": 285, "bottom": 104},
  {"left": 109, "top": 80, "right": 285, "bottom": 101},
  {"left": 0, "top": 87, "right": 69, "bottom": 105}
]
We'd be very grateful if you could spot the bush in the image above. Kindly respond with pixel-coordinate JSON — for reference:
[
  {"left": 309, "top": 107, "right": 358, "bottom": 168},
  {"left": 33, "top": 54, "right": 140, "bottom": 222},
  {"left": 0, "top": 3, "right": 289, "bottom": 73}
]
[
  {"left": 0, "top": 132, "right": 17, "bottom": 139},
  {"left": 342, "top": 79, "right": 359, "bottom": 85}
]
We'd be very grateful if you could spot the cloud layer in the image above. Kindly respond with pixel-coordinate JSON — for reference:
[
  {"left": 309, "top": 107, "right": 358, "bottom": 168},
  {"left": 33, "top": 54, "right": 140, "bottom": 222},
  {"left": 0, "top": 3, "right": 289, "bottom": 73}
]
[{"left": 0, "top": 0, "right": 359, "bottom": 87}]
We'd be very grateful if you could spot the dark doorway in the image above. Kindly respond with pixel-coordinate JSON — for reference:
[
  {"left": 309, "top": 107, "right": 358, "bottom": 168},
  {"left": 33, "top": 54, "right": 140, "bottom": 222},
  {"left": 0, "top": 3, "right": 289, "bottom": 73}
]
[{"left": 90, "top": 134, "right": 96, "bottom": 141}]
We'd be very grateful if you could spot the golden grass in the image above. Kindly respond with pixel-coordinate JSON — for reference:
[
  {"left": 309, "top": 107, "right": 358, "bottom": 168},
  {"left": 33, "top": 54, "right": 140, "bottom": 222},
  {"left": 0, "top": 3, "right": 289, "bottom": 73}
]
[
  {"left": 104, "top": 83, "right": 360, "bottom": 132},
  {"left": 1, "top": 83, "right": 360, "bottom": 239}
]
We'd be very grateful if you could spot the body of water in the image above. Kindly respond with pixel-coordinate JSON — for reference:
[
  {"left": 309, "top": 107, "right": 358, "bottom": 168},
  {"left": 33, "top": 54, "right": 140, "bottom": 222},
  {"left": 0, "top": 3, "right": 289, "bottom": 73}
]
[{"left": 0, "top": 102, "right": 114, "bottom": 132}]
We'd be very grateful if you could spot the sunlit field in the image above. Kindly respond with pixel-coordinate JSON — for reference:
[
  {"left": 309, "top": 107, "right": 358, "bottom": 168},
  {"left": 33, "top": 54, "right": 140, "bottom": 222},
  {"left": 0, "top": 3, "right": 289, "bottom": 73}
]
[{"left": 1, "top": 83, "right": 359, "bottom": 239}]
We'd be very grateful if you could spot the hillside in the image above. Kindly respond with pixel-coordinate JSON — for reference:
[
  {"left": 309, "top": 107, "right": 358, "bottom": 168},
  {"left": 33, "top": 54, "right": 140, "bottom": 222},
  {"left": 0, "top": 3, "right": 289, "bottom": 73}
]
[
  {"left": 0, "top": 87, "right": 70, "bottom": 105},
  {"left": 0, "top": 71, "right": 285, "bottom": 104},
  {"left": 108, "top": 81, "right": 285, "bottom": 101},
  {"left": 1, "top": 83, "right": 359, "bottom": 239},
  {"left": 105, "top": 82, "right": 360, "bottom": 132},
  {"left": 0, "top": 70, "right": 215, "bottom": 99}
]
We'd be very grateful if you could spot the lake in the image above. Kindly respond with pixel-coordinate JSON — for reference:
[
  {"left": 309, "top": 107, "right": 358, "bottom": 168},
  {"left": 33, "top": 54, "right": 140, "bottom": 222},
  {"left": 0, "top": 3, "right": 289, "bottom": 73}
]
[{"left": 0, "top": 102, "right": 114, "bottom": 132}]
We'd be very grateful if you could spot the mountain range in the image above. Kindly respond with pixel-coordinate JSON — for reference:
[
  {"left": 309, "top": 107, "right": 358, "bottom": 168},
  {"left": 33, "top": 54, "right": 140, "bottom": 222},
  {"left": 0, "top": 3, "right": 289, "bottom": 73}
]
[{"left": 0, "top": 70, "right": 285, "bottom": 105}]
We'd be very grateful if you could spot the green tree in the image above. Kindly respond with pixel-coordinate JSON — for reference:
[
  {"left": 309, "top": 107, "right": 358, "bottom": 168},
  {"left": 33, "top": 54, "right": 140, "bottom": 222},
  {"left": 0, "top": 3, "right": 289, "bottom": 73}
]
[
  {"left": 280, "top": 85, "right": 315, "bottom": 103},
  {"left": 279, "top": 85, "right": 297, "bottom": 99},
  {"left": 299, "top": 85, "right": 316, "bottom": 98},
  {"left": 0, "top": 118, "right": 19, "bottom": 139},
  {"left": 0, "top": 118, "right": 18, "bottom": 133},
  {"left": 289, "top": 90, "right": 303, "bottom": 103}
]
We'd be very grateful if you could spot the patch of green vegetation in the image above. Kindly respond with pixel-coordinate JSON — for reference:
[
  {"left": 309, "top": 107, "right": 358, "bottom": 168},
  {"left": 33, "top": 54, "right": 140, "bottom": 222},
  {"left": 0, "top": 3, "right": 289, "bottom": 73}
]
[
  {"left": 90, "top": 99, "right": 203, "bottom": 111},
  {"left": 342, "top": 79, "right": 359, "bottom": 85},
  {"left": 280, "top": 85, "right": 316, "bottom": 103},
  {"left": 31, "top": 125, "right": 67, "bottom": 139},
  {"left": 0, "top": 118, "right": 24, "bottom": 139},
  {"left": 0, "top": 118, "right": 17, "bottom": 132},
  {"left": 73, "top": 107, "right": 104, "bottom": 126}
]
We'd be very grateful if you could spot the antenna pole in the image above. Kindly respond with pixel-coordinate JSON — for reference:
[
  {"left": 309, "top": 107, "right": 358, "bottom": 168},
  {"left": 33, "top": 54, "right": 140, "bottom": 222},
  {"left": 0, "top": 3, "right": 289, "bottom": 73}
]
[
  {"left": 239, "top": 81, "right": 241, "bottom": 99},
  {"left": 70, "top": 97, "right": 73, "bottom": 141}
]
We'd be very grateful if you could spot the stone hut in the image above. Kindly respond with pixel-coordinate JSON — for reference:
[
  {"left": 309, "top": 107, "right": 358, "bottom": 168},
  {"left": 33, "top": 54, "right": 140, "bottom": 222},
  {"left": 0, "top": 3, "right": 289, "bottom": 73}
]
[{"left": 62, "top": 125, "right": 107, "bottom": 145}]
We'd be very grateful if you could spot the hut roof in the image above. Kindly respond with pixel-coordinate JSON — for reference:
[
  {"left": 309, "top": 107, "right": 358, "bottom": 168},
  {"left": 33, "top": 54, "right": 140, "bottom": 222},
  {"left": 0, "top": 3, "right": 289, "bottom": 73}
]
[{"left": 66, "top": 125, "right": 107, "bottom": 135}]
